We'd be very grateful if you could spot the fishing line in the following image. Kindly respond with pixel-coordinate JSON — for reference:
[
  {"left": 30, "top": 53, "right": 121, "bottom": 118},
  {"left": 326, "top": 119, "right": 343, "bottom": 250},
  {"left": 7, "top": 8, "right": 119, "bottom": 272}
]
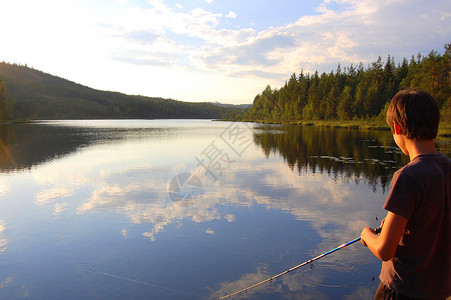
[
  {"left": 84, "top": 266, "right": 209, "bottom": 299},
  {"left": 218, "top": 227, "right": 381, "bottom": 299}
]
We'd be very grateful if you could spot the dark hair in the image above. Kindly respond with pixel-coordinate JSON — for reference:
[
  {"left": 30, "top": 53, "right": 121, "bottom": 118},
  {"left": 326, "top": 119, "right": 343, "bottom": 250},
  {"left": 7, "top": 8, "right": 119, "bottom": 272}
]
[{"left": 386, "top": 88, "right": 439, "bottom": 140}]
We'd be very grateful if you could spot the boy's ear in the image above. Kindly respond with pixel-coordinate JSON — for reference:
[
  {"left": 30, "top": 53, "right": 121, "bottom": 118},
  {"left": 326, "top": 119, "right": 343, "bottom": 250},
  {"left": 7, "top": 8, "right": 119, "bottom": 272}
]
[{"left": 394, "top": 122, "right": 402, "bottom": 135}]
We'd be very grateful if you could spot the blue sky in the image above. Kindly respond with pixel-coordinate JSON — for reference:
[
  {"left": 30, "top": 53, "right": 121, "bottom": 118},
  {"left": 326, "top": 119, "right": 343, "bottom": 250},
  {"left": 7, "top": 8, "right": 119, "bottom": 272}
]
[{"left": 1, "top": 0, "right": 450, "bottom": 104}]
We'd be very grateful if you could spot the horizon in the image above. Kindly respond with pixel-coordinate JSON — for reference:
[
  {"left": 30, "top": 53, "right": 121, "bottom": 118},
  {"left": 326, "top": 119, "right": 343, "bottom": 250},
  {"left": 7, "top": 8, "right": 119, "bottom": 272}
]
[{"left": 0, "top": 0, "right": 450, "bottom": 105}]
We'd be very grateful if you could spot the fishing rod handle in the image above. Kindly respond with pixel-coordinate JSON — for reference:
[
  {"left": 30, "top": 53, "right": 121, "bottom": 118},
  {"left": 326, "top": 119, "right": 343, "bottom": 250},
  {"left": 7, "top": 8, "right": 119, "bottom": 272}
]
[{"left": 374, "top": 226, "right": 382, "bottom": 234}]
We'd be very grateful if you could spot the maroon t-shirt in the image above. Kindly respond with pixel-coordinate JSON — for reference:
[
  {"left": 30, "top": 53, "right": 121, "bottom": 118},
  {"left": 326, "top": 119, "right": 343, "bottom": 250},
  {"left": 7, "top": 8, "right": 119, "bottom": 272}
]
[{"left": 380, "top": 152, "right": 451, "bottom": 299}]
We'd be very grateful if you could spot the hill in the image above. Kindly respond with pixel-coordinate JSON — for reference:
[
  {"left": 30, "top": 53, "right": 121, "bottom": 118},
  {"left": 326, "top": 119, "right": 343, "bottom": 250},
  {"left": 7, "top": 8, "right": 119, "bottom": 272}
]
[{"left": 0, "top": 62, "right": 245, "bottom": 120}]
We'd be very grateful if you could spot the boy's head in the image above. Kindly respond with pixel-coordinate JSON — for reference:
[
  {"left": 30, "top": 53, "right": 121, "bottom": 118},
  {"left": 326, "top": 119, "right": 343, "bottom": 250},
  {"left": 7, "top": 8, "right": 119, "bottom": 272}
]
[{"left": 386, "top": 88, "right": 440, "bottom": 140}]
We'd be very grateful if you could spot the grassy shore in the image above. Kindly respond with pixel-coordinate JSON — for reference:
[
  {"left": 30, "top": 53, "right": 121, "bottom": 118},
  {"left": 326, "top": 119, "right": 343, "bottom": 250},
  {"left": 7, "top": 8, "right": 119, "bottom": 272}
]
[
  {"left": 240, "top": 119, "right": 451, "bottom": 137},
  {"left": 0, "top": 119, "right": 32, "bottom": 124},
  {"left": 438, "top": 122, "right": 451, "bottom": 137}
]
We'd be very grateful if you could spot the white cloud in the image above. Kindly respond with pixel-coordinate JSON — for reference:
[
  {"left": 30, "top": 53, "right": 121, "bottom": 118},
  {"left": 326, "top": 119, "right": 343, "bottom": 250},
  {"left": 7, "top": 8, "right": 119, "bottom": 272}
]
[
  {"left": 36, "top": 187, "right": 73, "bottom": 206},
  {"left": 105, "top": 0, "right": 450, "bottom": 91},
  {"left": 440, "top": 11, "right": 451, "bottom": 20},
  {"left": 54, "top": 202, "right": 69, "bottom": 216},
  {"left": 71, "top": 149, "right": 383, "bottom": 243},
  {"left": 225, "top": 214, "right": 235, "bottom": 222},
  {"left": 142, "top": 231, "right": 156, "bottom": 241},
  {"left": 226, "top": 11, "right": 237, "bottom": 19},
  {"left": 0, "top": 277, "right": 12, "bottom": 289},
  {"left": 0, "top": 221, "right": 6, "bottom": 254}
]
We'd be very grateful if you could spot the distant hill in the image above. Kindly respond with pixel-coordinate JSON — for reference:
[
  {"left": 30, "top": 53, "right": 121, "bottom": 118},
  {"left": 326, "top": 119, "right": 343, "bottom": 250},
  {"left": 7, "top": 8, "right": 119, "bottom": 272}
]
[{"left": 0, "top": 62, "right": 246, "bottom": 120}]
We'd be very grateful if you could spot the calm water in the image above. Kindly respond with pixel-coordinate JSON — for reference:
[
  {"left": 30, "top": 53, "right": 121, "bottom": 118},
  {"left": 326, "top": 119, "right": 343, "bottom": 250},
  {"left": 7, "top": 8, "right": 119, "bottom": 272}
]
[{"left": 0, "top": 120, "right": 449, "bottom": 300}]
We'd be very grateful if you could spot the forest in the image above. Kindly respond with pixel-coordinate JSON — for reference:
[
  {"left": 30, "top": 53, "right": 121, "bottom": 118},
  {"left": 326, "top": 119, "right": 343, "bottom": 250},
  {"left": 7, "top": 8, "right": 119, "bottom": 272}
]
[
  {"left": 0, "top": 62, "right": 246, "bottom": 121},
  {"left": 244, "top": 42, "right": 450, "bottom": 124}
]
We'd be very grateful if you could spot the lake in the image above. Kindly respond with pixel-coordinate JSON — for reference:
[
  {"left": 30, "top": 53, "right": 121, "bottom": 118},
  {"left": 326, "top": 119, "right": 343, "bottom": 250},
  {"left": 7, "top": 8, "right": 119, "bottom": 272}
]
[{"left": 0, "top": 120, "right": 449, "bottom": 299}]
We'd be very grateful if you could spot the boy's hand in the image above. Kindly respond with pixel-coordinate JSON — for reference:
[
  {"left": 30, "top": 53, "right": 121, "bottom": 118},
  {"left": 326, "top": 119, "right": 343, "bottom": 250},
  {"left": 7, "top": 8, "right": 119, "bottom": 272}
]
[
  {"left": 361, "top": 226, "right": 382, "bottom": 247},
  {"left": 360, "top": 227, "right": 372, "bottom": 246},
  {"left": 361, "top": 228, "right": 369, "bottom": 247},
  {"left": 361, "top": 212, "right": 407, "bottom": 261}
]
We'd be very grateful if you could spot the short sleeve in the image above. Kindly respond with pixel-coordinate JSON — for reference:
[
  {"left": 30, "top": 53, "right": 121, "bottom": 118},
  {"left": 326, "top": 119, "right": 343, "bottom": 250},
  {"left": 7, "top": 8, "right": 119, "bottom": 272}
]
[{"left": 383, "top": 170, "right": 421, "bottom": 220}]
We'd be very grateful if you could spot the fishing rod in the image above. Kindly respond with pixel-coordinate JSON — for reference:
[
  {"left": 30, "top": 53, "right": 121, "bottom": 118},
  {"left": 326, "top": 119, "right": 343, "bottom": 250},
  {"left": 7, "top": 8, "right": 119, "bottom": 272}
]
[{"left": 218, "top": 227, "right": 382, "bottom": 299}]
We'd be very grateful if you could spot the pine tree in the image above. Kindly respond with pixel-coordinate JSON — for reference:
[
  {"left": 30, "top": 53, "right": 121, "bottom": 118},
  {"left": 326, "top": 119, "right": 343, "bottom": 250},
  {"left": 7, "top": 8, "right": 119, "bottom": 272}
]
[
  {"left": 246, "top": 42, "right": 450, "bottom": 123},
  {"left": 303, "top": 72, "right": 321, "bottom": 120},
  {"left": 337, "top": 85, "right": 354, "bottom": 120}
]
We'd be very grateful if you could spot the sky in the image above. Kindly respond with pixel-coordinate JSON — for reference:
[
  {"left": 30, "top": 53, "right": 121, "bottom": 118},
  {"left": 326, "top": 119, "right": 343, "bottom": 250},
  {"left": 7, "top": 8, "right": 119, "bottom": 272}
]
[{"left": 0, "top": 0, "right": 450, "bottom": 104}]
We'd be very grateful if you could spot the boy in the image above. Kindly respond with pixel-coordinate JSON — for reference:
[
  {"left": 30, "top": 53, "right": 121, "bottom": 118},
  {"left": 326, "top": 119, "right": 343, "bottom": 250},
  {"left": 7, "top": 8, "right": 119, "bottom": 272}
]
[{"left": 360, "top": 88, "right": 450, "bottom": 300}]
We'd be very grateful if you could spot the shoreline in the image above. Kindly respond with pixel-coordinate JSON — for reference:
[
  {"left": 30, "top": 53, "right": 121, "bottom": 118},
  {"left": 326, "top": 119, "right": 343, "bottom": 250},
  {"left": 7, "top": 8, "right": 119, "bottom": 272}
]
[{"left": 222, "top": 119, "right": 451, "bottom": 137}]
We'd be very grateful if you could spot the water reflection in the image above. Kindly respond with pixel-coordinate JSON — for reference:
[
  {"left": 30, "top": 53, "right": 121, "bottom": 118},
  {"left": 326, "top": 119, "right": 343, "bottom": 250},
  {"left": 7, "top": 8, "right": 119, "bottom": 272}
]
[
  {"left": 0, "top": 123, "right": 97, "bottom": 171},
  {"left": 212, "top": 260, "right": 377, "bottom": 300},
  {"left": 0, "top": 220, "right": 6, "bottom": 254},
  {"left": 252, "top": 125, "right": 412, "bottom": 192},
  {"left": 0, "top": 120, "right": 449, "bottom": 299},
  {"left": 0, "top": 120, "right": 215, "bottom": 172}
]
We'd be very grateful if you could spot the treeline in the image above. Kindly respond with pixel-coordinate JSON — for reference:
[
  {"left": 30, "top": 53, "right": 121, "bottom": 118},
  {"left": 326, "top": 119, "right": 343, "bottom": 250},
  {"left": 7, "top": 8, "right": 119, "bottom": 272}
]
[
  {"left": 0, "top": 62, "right": 245, "bottom": 120},
  {"left": 244, "top": 42, "right": 451, "bottom": 123}
]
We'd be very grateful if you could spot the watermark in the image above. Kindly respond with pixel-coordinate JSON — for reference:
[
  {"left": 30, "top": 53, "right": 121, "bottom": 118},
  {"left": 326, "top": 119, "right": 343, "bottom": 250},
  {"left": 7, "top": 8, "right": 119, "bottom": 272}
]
[
  {"left": 195, "top": 141, "right": 235, "bottom": 182},
  {"left": 219, "top": 122, "right": 254, "bottom": 157},
  {"left": 167, "top": 173, "right": 203, "bottom": 206},
  {"left": 196, "top": 122, "right": 253, "bottom": 182},
  {"left": 167, "top": 122, "right": 254, "bottom": 205}
]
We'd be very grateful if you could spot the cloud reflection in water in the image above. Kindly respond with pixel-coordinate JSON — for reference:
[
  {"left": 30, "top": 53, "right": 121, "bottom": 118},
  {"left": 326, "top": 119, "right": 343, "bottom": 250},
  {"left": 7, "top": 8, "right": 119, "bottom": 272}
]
[{"left": 1, "top": 120, "right": 428, "bottom": 299}]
